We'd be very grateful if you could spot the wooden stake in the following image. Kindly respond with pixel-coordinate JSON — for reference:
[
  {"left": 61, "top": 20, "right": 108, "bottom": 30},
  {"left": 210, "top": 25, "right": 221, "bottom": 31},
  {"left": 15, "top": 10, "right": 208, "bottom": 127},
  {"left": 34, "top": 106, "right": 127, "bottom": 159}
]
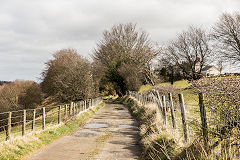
[
  {"left": 42, "top": 107, "right": 45, "bottom": 130},
  {"left": 58, "top": 105, "right": 61, "bottom": 124},
  {"left": 199, "top": 92, "right": 209, "bottom": 152},
  {"left": 22, "top": 110, "right": 26, "bottom": 136},
  {"left": 32, "top": 109, "right": 36, "bottom": 131},
  {"left": 169, "top": 93, "right": 176, "bottom": 129},
  {"left": 6, "top": 112, "right": 11, "bottom": 140},
  {"left": 178, "top": 93, "right": 188, "bottom": 142}
]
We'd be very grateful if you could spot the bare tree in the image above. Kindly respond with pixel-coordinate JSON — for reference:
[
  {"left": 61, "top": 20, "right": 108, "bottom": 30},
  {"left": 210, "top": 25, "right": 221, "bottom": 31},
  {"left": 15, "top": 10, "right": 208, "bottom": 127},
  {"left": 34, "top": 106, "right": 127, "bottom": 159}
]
[
  {"left": 93, "top": 23, "right": 158, "bottom": 95},
  {"left": 0, "top": 80, "right": 42, "bottom": 112},
  {"left": 41, "top": 49, "right": 95, "bottom": 102},
  {"left": 166, "top": 26, "right": 212, "bottom": 80},
  {"left": 212, "top": 12, "right": 240, "bottom": 64}
]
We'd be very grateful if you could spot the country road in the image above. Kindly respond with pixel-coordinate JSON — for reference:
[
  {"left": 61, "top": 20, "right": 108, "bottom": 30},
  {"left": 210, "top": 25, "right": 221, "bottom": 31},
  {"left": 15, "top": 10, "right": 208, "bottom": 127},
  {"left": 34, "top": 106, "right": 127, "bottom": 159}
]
[{"left": 27, "top": 102, "right": 141, "bottom": 160}]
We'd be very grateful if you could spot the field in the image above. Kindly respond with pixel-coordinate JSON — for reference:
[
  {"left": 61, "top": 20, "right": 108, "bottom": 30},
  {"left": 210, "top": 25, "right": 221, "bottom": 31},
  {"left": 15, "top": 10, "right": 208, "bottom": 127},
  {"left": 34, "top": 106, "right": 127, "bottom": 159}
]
[
  {"left": 136, "top": 77, "right": 240, "bottom": 159},
  {"left": 139, "top": 80, "right": 192, "bottom": 93}
]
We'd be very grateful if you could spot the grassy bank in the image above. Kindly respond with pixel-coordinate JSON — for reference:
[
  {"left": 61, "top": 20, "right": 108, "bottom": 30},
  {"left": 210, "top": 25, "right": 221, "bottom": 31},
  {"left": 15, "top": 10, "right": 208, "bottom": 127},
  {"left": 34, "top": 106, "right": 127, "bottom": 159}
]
[
  {"left": 139, "top": 80, "right": 191, "bottom": 93},
  {"left": 119, "top": 96, "right": 179, "bottom": 159},
  {"left": 119, "top": 96, "right": 206, "bottom": 160},
  {"left": 0, "top": 102, "right": 105, "bottom": 160}
]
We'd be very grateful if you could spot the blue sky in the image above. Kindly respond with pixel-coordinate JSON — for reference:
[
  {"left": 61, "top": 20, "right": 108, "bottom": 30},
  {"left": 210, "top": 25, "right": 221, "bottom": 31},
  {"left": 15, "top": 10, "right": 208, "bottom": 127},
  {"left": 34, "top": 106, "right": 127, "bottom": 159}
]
[{"left": 0, "top": 0, "right": 239, "bottom": 81}]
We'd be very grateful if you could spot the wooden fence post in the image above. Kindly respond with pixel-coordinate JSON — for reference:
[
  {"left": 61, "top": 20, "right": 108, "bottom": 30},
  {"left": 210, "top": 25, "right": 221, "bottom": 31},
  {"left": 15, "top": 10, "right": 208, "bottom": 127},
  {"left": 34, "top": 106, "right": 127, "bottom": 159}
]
[
  {"left": 79, "top": 102, "right": 81, "bottom": 112},
  {"left": 76, "top": 103, "right": 78, "bottom": 114},
  {"left": 58, "top": 105, "right": 61, "bottom": 124},
  {"left": 73, "top": 103, "right": 75, "bottom": 115},
  {"left": 6, "top": 112, "right": 11, "bottom": 140},
  {"left": 143, "top": 94, "right": 144, "bottom": 104},
  {"left": 32, "top": 109, "right": 36, "bottom": 131},
  {"left": 80, "top": 102, "right": 82, "bottom": 112},
  {"left": 42, "top": 107, "right": 45, "bottom": 130},
  {"left": 70, "top": 102, "right": 73, "bottom": 116},
  {"left": 22, "top": 110, "right": 26, "bottom": 136},
  {"left": 75, "top": 103, "right": 77, "bottom": 114},
  {"left": 83, "top": 101, "right": 85, "bottom": 110},
  {"left": 162, "top": 95, "right": 167, "bottom": 124},
  {"left": 155, "top": 90, "right": 165, "bottom": 123},
  {"left": 82, "top": 101, "right": 84, "bottom": 111},
  {"left": 169, "top": 93, "right": 176, "bottom": 129},
  {"left": 178, "top": 93, "right": 188, "bottom": 142},
  {"left": 199, "top": 92, "right": 209, "bottom": 151},
  {"left": 64, "top": 105, "right": 67, "bottom": 118}
]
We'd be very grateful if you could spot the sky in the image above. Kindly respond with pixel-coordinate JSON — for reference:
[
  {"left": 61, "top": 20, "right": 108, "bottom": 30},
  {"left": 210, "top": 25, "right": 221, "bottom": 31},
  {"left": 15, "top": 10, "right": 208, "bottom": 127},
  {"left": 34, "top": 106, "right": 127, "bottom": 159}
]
[{"left": 0, "top": 0, "right": 239, "bottom": 82}]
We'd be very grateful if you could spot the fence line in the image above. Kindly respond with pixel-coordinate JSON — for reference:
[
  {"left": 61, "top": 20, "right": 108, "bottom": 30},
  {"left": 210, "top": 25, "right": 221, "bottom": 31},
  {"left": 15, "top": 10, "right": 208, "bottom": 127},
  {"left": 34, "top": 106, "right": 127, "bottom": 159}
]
[
  {"left": 128, "top": 90, "right": 240, "bottom": 159},
  {"left": 0, "top": 97, "right": 102, "bottom": 142}
]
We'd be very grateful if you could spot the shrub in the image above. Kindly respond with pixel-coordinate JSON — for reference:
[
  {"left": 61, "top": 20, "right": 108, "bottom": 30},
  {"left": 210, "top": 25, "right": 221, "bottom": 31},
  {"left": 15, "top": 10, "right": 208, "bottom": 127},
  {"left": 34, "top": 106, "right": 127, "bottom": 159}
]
[
  {"left": 41, "top": 49, "right": 96, "bottom": 102},
  {"left": 0, "top": 80, "right": 43, "bottom": 130}
]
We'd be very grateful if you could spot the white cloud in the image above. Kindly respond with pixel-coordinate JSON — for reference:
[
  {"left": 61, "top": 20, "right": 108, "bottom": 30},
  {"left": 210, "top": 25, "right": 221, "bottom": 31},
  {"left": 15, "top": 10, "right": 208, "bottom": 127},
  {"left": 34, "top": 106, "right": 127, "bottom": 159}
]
[{"left": 0, "top": 0, "right": 239, "bottom": 81}]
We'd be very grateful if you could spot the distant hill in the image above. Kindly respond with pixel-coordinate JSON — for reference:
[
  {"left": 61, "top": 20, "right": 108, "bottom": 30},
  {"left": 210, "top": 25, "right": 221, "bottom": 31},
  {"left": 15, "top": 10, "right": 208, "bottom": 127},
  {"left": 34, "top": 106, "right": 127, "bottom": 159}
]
[{"left": 0, "top": 81, "right": 11, "bottom": 86}]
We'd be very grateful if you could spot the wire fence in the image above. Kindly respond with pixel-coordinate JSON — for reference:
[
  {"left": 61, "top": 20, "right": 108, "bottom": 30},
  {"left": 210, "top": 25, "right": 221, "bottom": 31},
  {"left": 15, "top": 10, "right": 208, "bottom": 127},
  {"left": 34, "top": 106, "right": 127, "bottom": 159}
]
[
  {"left": 0, "top": 97, "right": 102, "bottom": 143},
  {"left": 129, "top": 90, "right": 240, "bottom": 159}
]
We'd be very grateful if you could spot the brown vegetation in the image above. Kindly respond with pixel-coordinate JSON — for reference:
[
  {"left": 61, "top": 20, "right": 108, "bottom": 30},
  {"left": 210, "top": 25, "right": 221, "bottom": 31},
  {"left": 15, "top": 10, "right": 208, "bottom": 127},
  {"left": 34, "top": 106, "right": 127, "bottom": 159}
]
[
  {"left": 0, "top": 80, "right": 42, "bottom": 113},
  {"left": 41, "top": 49, "right": 96, "bottom": 102},
  {"left": 212, "top": 12, "right": 240, "bottom": 64},
  {"left": 93, "top": 23, "right": 159, "bottom": 96}
]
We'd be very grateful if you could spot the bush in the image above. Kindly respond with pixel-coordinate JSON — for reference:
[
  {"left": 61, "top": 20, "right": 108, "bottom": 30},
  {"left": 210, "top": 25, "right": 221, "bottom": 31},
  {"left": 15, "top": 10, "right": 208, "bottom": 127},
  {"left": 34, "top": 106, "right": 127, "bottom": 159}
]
[
  {"left": 41, "top": 49, "right": 96, "bottom": 102},
  {"left": 0, "top": 80, "right": 43, "bottom": 112},
  {"left": 18, "top": 82, "right": 43, "bottom": 109},
  {"left": 0, "top": 80, "right": 43, "bottom": 130}
]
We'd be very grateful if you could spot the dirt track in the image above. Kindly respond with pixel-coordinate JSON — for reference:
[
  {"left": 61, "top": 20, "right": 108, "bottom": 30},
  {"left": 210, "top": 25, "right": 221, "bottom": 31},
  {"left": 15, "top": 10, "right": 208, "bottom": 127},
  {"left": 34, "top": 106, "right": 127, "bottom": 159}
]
[{"left": 27, "top": 102, "right": 141, "bottom": 160}]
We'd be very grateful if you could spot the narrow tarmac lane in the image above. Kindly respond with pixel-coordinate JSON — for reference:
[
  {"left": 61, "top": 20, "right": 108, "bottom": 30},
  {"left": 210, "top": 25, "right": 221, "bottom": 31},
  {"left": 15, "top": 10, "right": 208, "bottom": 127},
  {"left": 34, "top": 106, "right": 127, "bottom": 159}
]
[{"left": 28, "top": 102, "right": 141, "bottom": 160}]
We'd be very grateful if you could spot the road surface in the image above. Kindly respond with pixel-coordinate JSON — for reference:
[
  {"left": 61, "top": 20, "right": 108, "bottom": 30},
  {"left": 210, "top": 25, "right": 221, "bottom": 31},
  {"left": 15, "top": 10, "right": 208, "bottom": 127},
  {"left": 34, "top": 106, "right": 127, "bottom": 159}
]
[{"left": 27, "top": 102, "right": 141, "bottom": 160}]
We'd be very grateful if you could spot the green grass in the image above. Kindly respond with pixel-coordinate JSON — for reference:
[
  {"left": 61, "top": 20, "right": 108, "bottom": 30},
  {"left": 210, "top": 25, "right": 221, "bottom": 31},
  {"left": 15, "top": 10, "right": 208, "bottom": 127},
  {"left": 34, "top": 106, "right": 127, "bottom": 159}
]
[
  {"left": 157, "top": 80, "right": 191, "bottom": 89},
  {"left": 139, "top": 80, "right": 191, "bottom": 93},
  {"left": 0, "top": 102, "right": 105, "bottom": 160},
  {"left": 138, "top": 84, "right": 152, "bottom": 93}
]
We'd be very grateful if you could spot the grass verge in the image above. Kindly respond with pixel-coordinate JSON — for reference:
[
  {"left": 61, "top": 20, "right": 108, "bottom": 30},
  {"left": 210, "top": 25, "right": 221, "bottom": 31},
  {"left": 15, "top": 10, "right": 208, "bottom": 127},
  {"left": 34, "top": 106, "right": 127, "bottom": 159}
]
[
  {"left": 0, "top": 102, "right": 105, "bottom": 160},
  {"left": 118, "top": 96, "right": 178, "bottom": 159},
  {"left": 119, "top": 96, "right": 207, "bottom": 160}
]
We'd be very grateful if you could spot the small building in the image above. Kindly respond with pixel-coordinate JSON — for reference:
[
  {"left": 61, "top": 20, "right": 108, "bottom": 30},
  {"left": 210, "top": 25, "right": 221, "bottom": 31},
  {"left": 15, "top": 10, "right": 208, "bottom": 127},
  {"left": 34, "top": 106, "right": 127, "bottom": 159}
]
[
  {"left": 201, "top": 65, "right": 220, "bottom": 76},
  {"left": 195, "top": 62, "right": 220, "bottom": 77}
]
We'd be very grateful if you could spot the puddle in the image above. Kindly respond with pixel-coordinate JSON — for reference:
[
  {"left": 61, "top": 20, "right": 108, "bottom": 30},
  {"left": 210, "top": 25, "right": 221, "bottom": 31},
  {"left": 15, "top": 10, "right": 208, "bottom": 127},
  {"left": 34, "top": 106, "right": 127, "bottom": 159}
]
[
  {"left": 77, "top": 129, "right": 98, "bottom": 134},
  {"left": 84, "top": 123, "right": 108, "bottom": 129},
  {"left": 118, "top": 124, "right": 137, "bottom": 129},
  {"left": 110, "top": 141, "right": 138, "bottom": 146},
  {"left": 75, "top": 129, "right": 99, "bottom": 137},
  {"left": 115, "top": 107, "right": 124, "bottom": 110}
]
